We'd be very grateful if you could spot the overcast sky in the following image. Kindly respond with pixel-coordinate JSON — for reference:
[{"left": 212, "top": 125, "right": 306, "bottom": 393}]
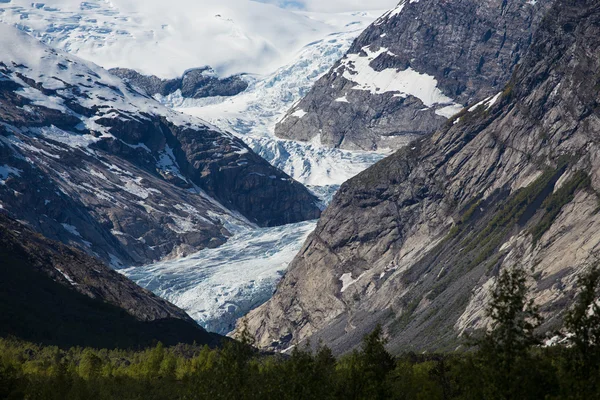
[{"left": 255, "top": 0, "right": 399, "bottom": 13}]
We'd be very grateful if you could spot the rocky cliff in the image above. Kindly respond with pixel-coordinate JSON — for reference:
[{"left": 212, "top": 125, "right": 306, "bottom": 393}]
[
  {"left": 110, "top": 67, "right": 248, "bottom": 99},
  {"left": 275, "top": 0, "right": 550, "bottom": 151},
  {"left": 0, "top": 23, "right": 320, "bottom": 266},
  {"left": 243, "top": 0, "right": 600, "bottom": 354},
  {"left": 0, "top": 212, "right": 222, "bottom": 348}
]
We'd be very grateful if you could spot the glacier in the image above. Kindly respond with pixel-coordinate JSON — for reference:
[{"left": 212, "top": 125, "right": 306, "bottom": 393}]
[
  {"left": 121, "top": 220, "right": 317, "bottom": 334},
  {"left": 132, "top": 14, "right": 388, "bottom": 334},
  {"left": 158, "top": 24, "right": 388, "bottom": 188},
  {"left": 0, "top": 0, "right": 396, "bottom": 334}
]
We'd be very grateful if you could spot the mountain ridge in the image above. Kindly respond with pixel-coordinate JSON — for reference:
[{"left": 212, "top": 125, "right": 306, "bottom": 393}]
[
  {"left": 0, "top": 22, "right": 320, "bottom": 267},
  {"left": 241, "top": 0, "right": 600, "bottom": 354},
  {"left": 0, "top": 211, "right": 222, "bottom": 349},
  {"left": 275, "top": 0, "right": 551, "bottom": 151}
]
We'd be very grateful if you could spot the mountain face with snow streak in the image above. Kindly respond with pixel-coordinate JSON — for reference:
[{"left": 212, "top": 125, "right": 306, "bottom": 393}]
[
  {"left": 0, "top": 23, "right": 320, "bottom": 267},
  {"left": 275, "top": 0, "right": 551, "bottom": 151},
  {"left": 241, "top": 0, "right": 600, "bottom": 354}
]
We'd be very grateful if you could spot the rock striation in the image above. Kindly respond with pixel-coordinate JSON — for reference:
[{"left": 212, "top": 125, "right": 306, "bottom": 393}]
[{"left": 243, "top": 0, "right": 600, "bottom": 354}]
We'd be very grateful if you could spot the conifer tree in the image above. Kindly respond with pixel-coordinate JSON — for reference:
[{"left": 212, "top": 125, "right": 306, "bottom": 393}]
[
  {"left": 479, "top": 267, "right": 542, "bottom": 399},
  {"left": 564, "top": 264, "right": 600, "bottom": 397}
]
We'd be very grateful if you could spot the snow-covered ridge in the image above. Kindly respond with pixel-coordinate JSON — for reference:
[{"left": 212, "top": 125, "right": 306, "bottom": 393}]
[{"left": 0, "top": 22, "right": 236, "bottom": 145}]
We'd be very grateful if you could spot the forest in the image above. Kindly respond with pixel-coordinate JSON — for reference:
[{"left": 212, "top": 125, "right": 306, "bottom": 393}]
[{"left": 1, "top": 266, "right": 599, "bottom": 400}]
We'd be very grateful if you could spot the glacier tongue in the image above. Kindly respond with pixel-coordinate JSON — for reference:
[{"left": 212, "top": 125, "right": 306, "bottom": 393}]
[
  {"left": 126, "top": 10, "right": 389, "bottom": 333},
  {"left": 121, "top": 220, "right": 317, "bottom": 335}
]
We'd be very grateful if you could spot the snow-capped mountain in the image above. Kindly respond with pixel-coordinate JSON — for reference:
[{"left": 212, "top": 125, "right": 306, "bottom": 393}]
[
  {"left": 114, "top": 9, "right": 392, "bottom": 333},
  {"left": 156, "top": 12, "right": 387, "bottom": 187},
  {"left": 0, "top": 0, "right": 391, "bottom": 188},
  {"left": 0, "top": 1, "right": 399, "bottom": 335},
  {"left": 0, "top": 22, "right": 320, "bottom": 267},
  {"left": 275, "top": 0, "right": 551, "bottom": 151}
]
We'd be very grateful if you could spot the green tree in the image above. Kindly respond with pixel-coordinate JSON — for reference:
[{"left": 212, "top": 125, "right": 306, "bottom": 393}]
[
  {"left": 336, "top": 325, "right": 395, "bottom": 400},
  {"left": 216, "top": 318, "right": 257, "bottom": 399},
  {"left": 478, "top": 267, "right": 543, "bottom": 399},
  {"left": 563, "top": 265, "right": 600, "bottom": 398},
  {"left": 78, "top": 349, "right": 102, "bottom": 380}
]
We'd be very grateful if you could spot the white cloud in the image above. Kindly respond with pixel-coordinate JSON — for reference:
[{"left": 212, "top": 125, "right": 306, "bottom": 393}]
[{"left": 255, "top": 0, "right": 399, "bottom": 12}]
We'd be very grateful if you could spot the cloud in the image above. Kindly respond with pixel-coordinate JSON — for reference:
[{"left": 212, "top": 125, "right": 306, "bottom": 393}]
[{"left": 254, "top": 0, "right": 399, "bottom": 12}]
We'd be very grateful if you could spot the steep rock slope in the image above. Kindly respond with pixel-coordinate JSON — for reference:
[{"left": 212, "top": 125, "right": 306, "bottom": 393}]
[
  {"left": 276, "top": 0, "right": 551, "bottom": 151},
  {"left": 0, "top": 24, "right": 319, "bottom": 266},
  {"left": 0, "top": 212, "right": 221, "bottom": 348},
  {"left": 110, "top": 67, "right": 248, "bottom": 99},
  {"left": 243, "top": 0, "right": 600, "bottom": 354}
]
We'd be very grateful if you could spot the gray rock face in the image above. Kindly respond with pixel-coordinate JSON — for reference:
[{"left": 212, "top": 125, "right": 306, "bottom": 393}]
[
  {"left": 110, "top": 67, "right": 248, "bottom": 99},
  {"left": 275, "top": 0, "right": 551, "bottom": 151},
  {"left": 0, "top": 25, "right": 320, "bottom": 268},
  {"left": 243, "top": 0, "right": 600, "bottom": 354}
]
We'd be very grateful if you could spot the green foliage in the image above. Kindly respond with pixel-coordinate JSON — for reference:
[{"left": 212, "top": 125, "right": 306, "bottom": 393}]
[
  {"left": 0, "top": 270, "right": 599, "bottom": 400},
  {"left": 562, "top": 265, "right": 600, "bottom": 398},
  {"left": 530, "top": 171, "right": 591, "bottom": 244},
  {"left": 486, "top": 268, "right": 541, "bottom": 354},
  {"left": 474, "top": 267, "right": 545, "bottom": 400}
]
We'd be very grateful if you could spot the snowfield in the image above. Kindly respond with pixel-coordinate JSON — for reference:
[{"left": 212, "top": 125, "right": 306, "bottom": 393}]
[{"left": 0, "top": 0, "right": 382, "bottom": 78}]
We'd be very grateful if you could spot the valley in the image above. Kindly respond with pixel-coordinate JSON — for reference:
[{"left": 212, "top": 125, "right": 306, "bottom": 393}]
[{"left": 1, "top": 2, "right": 600, "bottom": 392}]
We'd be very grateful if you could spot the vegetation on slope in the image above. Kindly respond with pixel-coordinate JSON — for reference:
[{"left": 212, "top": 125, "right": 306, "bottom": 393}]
[{"left": 1, "top": 266, "right": 599, "bottom": 399}]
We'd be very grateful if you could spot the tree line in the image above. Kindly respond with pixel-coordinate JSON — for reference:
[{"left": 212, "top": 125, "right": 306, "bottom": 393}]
[{"left": 1, "top": 266, "right": 599, "bottom": 399}]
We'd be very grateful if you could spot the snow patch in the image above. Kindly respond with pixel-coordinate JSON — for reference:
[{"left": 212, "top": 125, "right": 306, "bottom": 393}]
[
  {"left": 290, "top": 109, "right": 307, "bottom": 119},
  {"left": 0, "top": 164, "right": 22, "bottom": 185},
  {"left": 340, "top": 272, "right": 366, "bottom": 292},
  {"left": 61, "top": 223, "right": 81, "bottom": 237},
  {"left": 340, "top": 46, "right": 463, "bottom": 113},
  {"left": 468, "top": 92, "right": 503, "bottom": 112},
  {"left": 55, "top": 268, "right": 77, "bottom": 286}
]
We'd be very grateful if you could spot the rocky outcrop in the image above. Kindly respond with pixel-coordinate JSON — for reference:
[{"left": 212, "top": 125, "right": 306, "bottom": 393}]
[
  {"left": 110, "top": 67, "right": 248, "bottom": 98},
  {"left": 0, "top": 24, "right": 320, "bottom": 267},
  {"left": 0, "top": 211, "right": 222, "bottom": 348},
  {"left": 275, "top": 0, "right": 551, "bottom": 151},
  {"left": 243, "top": 0, "right": 600, "bottom": 354}
]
